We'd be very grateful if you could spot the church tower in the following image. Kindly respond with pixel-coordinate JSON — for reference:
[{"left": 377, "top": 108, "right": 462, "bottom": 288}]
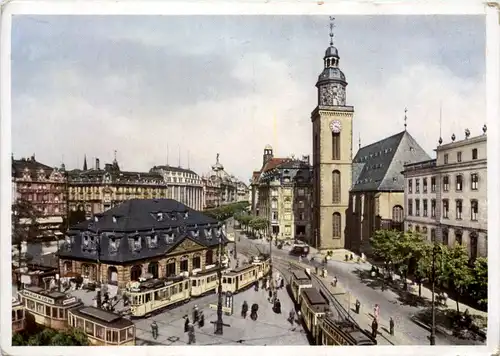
[{"left": 311, "top": 17, "right": 353, "bottom": 250}]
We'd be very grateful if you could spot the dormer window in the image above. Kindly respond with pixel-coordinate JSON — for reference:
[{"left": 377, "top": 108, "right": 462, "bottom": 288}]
[
  {"left": 157, "top": 212, "right": 164, "bottom": 221},
  {"left": 165, "top": 233, "right": 174, "bottom": 244},
  {"left": 112, "top": 216, "right": 117, "bottom": 223},
  {"left": 205, "top": 228, "right": 212, "bottom": 240},
  {"left": 94, "top": 216, "right": 99, "bottom": 222},
  {"left": 83, "top": 235, "right": 89, "bottom": 247},
  {"left": 133, "top": 236, "right": 141, "bottom": 250},
  {"left": 109, "top": 238, "right": 118, "bottom": 252},
  {"left": 183, "top": 212, "right": 189, "bottom": 219}
]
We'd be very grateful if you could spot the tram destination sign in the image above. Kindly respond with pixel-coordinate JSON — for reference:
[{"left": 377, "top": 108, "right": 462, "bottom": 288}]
[
  {"left": 62, "top": 297, "right": 77, "bottom": 305},
  {"left": 23, "top": 290, "right": 55, "bottom": 305}
]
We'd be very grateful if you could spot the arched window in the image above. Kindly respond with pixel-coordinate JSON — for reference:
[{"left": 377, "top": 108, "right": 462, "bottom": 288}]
[
  {"left": 455, "top": 230, "right": 463, "bottom": 246},
  {"left": 193, "top": 254, "right": 201, "bottom": 269},
  {"left": 166, "top": 259, "right": 176, "bottom": 277},
  {"left": 180, "top": 255, "right": 189, "bottom": 272},
  {"left": 442, "top": 228, "right": 449, "bottom": 246},
  {"left": 415, "top": 225, "right": 420, "bottom": 233},
  {"left": 148, "top": 261, "right": 159, "bottom": 279},
  {"left": 107, "top": 266, "right": 118, "bottom": 285},
  {"left": 206, "top": 250, "right": 214, "bottom": 265},
  {"left": 332, "top": 132, "right": 341, "bottom": 160},
  {"left": 332, "top": 213, "right": 341, "bottom": 238},
  {"left": 332, "top": 170, "right": 341, "bottom": 203},
  {"left": 130, "top": 265, "right": 142, "bottom": 281},
  {"left": 392, "top": 205, "right": 404, "bottom": 222}
]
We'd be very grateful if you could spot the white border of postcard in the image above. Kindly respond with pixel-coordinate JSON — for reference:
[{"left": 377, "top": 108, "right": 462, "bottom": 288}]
[{"left": 1, "top": 1, "right": 499, "bottom": 355}]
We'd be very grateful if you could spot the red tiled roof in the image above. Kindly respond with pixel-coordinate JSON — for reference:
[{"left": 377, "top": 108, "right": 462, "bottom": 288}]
[{"left": 261, "top": 158, "right": 289, "bottom": 173}]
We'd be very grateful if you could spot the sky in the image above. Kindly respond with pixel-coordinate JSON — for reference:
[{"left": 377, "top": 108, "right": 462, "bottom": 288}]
[{"left": 11, "top": 15, "right": 486, "bottom": 182}]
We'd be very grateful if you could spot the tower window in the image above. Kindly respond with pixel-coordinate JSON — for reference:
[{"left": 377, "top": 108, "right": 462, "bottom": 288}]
[
  {"left": 332, "top": 213, "right": 341, "bottom": 238},
  {"left": 332, "top": 170, "right": 341, "bottom": 204},
  {"left": 332, "top": 132, "right": 340, "bottom": 160}
]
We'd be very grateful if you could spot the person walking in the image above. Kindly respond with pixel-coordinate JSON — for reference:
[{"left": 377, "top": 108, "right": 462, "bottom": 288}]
[
  {"left": 389, "top": 317, "right": 395, "bottom": 336},
  {"left": 241, "top": 301, "right": 249, "bottom": 319},
  {"left": 193, "top": 305, "right": 199, "bottom": 323},
  {"left": 371, "top": 318, "right": 378, "bottom": 339},
  {"left": 355, "top": 299, "right": 361, "bottom": 314},
  {"left": 198, "top": 310, "right": 205, "bottom": 328},
  {"left": 288, "top": 309, "right": 295, "bottom": 325},
  {"left": 374, "top": 304, "right": 380, "bottom": 321},
  {"left": 332, "top": 276, "right": 338, "bottom": 287},
  {"left": 184, "top": 316, "right": 190, "bottom": 333},
  {"left": 151, "top": 321, "right": 158, "bottom": 340},
  {"left": 187, "top": 322, "right": 196, "bottom": 344}
]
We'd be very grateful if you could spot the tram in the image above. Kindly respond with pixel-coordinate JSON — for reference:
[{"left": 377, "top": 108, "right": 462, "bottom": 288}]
[
  {"left": 190, "top": 266, "right": 221, "bottom": 297},
  {"left": 127, "top": 276, "right": 191, "bottom": 318},
  {"left": 318, "top": 316, "right": 376, "bottom": 345},
  {"left": 289, "top": 269, "right": 313, "bottom": 307},
  {"left": 17, "top": 286, "right": 83, "bottom": 331},
  {"left": 68, "top": 305, "right": 135, "bottom": 346},
  {"left": 299, "top": 288, "right": 330, "bottom": 342},
  {"left": 12, "top": 298, "right": 26, "bottom": 333}
]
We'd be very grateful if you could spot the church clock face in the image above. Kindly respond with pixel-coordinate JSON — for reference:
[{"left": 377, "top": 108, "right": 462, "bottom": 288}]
[{"left": 330, "top": 120, "right": 342, "bottom": 133}]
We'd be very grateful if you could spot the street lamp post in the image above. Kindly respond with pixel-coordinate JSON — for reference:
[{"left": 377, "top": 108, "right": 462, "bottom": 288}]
[
  {"left": 215, "top": 232, "right": 224, "bottom": 335},
  {"left": 95, "top": 228, "right": 102, "bottom": 309},
  {"left": 429, "top": 243, "right": 438, "bottom": 345}
]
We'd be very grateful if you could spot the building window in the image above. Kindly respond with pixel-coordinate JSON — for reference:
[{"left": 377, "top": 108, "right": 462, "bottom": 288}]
[
  {"left": 415, "top": 179, "right": 420, "bottom": 193},
  {"left": 332, "top": 132, "right": 340, "bottom": 160},
  {"left": 408, "top": 199, "right": 413, "bottom": 216},
  {"left": 455, "top": 175, "right": 463, "bottom": 191},
  {"left": 415, "top": 225, "right": 420, "bottom": 233},
  {"left": 332, "top": 213, "right": 341, "bottom": 237},
  {"left": 298, "top": 188, "right": 305, "bottom": 196},
  {"left": 431, "top": 177, "right": 436, "bottom": 192},
  {"left": 472, "top": 148, "right": 478, "bottom": 160},
  {"left": 415, "top": 199, "right": 420, "bottom": 216},
  {"left": 423, "top": 178, "right": 428, "bottom": 193},
  {"left": 272, "top": 212, "right": 279, "bottom": 220},
  {"left": 205, "top": 250, "right": 213, "bottom": 265},
  {"left": 408, "top": 179, "right": 413, "bottom": 194},
  {"left": 298, "top": 201, "right": 305, "bottom": 209},
  {"left": 471, "top": 200, "right": 478, "bottom": 221},
  {"left": 431, "top": 199, "right": 436, "bottom": 218},
  {"left": 455, "top": 231, "right": 463, "bottom": 245},
  {"left": 442, "top": 229, "right": 449, "bottom": 246},
  {"left": 180, "top": 257, "right": 189, "bottom": 272},
  {"left": 456, "top": 200, "right": 463, "bottom": 220},
  {"left": 271, "top": 199, "right": 278, "bottom": 209},
  {"left": 471, "top": 173, "right": 478, "bottom": 190},
  {"left": 443, "top": 176, "right": 449, "bottom": 192},
  {"left": 284, "top": 213, "right": 291, "bottom": 220},
  {"left": 430, "top": 228, "right": 436, "bottom": 242},
  {"left": 423, "top": 199, "right": 428, "bottom": 217},
  {"left": 392, "top": 205, "right": 404, "bottom": 222},
  {"left": 457, "top": 151, "right": 462, "bottom": 163},
  {"left": 193, "top": 254, "right": 201, "bottom": 269},
  {"left": 442, "top": 199, "right": 449, "bottom": 219},
  {"left": 444, "top": 153, "right": 449, "bottom": 164},
  {"left": 332, "top": 170, "right": 341, "bottom": 203}
]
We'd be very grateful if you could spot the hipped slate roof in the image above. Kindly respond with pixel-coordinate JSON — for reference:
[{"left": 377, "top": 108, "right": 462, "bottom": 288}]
[
  {"left": 352, "top": 130, "right": 431, "bottom": 192},
  {"left": 57, "top": 199, "right": 225, "bottom": 264}
]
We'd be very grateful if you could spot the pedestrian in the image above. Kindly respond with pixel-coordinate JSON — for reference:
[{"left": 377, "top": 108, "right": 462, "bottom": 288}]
[
  {"left": 350, "top": 253, "right": 354, "bottom": 261},
  {"left": 250, "top": 303, "right": 259, "bottom": 321},
  {"left": 273, "top": 298, "right": 281, "bottom": 314},
  {"left": 345, "top": 254, "right": 349, "bottom": 261},
  {"left": 371, "top": 318, "right": 378, "bottom": 339},
  {"left": 187, "top": 322, "right": 196, "bottom": 344},
  {"left": 355, "top": 299, "right": 361, "bottom": 314},
  {"left": 151, "top": 321, "right": 158, "bottom": 340},
  {"left": 193, "top": 305, "right": 199, "bottom": 323},
  {"left": 288, "top": 309, "right": 295, "bottom": 325},
  {"left": 184, "top": 316, "right": 190, "bottom": 333},
  {"left": 389, "top": 317, "right": 395, "bottom": 336},
  {"left": 332, "top": 276, "right": 338, "bottom": 287},
  {"left": 241, "top": 301, "right": 249, "bottom": 319},
  {"left": 254, "top": 280, "right": 259, "bottom": 291},
  {"left": 374, "top": 304, "right": 380, "bottom": 320},
  {"left": 268, "top": 289, "right": 273, "bottom": 302},
  {"left": 198, "top": 311, "right": 205, "bottom": 328},
  {"left": 280, "top": 277, "right": 285, "bottom": 289}
]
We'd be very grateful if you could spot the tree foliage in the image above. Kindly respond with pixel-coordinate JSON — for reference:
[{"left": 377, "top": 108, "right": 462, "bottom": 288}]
[
  {"left": 370, "top": 229, "right": 486, "bottom": 308},
  {"left": 203, "top": 201, "right": 250, "bottom": 221},
  {"left": 12, "top": 199, "right": 41, "bottom": 246},
  {"left": 12, "top": 328, "right": 90, "bottom": 346}
]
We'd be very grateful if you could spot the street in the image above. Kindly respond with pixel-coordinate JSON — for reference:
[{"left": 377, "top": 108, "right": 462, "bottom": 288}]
[{"left": 234, "top": 230, "right": 464, "bottom": 346}]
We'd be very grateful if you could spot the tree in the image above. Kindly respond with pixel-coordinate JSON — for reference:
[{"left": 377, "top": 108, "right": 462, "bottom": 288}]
[
  {"left": 469, "top": 257, "right": 487, "bottom": 306},
  {"left": 369, "top": 229, "right": 401, "bottom": 268},
  {"left": 12, "top": 328, "right": 90, "bottom": 346},
  {"left": 12, "top": 199, "right": 41, "bottom": 289},
  {"left": 439, "top": 243, "right": 474, "bottom": 313}
]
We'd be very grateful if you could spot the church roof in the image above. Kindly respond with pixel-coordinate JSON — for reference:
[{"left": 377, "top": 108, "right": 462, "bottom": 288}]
[
  {"left": 351, "top": 130, "right": 431, "bottom": 192},
  {"left": 57, "top": 199, "right": 225, "bottom": 264}
]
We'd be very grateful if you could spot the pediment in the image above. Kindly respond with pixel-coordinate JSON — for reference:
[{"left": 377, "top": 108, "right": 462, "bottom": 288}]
[{"left": 170, "top": 237, "right": 205, "bottom": 255}]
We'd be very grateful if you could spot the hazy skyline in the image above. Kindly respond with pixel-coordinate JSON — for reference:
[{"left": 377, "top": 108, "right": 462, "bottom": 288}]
[{"left": 12, "top": 15, "right": 485, "bottom": 182}]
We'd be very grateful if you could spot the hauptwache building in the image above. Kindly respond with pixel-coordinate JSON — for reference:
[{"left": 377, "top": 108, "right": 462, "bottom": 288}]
[{"left": 57, "top": 199, "right": 228, "bottom": 289}]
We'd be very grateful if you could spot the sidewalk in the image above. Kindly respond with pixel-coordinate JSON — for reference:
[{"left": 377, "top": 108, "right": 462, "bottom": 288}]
[{"left": 288, "top": 259, "right": 413, "bottom": 345}]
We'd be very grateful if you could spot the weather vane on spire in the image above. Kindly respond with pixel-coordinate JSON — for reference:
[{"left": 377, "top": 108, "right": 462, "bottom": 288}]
[
  {"left": 329, "top": 16, "right": 335, "bottom": 46},
  {"left": 404, "top": 108, "right": 408, "bottom": 131}
]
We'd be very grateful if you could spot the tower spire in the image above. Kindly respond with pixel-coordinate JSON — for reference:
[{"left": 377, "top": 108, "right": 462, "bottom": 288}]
[
  {"left": 83, "top": 154, "right": 88, "bottom": 171},
  {"left": 404, "top": 108, "right": 408, "bottom": 131},
  {"left": 113, "top": 150, "right": 117, "bottom": 162},
  {"left": 329, "top": 16, "right": 335, "bottom": 46}
]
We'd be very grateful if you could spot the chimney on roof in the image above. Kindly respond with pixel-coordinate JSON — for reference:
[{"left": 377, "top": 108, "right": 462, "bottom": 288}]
[
  {"left": 95, "top": 158, "right": 100, "bottom": 170},
  {"left": 31, "top": 154, "right": 36, "bottom": 161}
]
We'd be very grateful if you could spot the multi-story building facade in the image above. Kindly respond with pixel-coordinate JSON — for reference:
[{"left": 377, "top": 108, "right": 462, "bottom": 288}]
[
  {"left": 202, "top": 154, "right": 239, "bottom": 209},
  {"left": 68, "top": 157, "right": 168, "bottom": 218},
  {"left": 150, "top": 165, "right": 204, "bottom": 211},
  {"left": 257, "top": 155, "right": 313, "bottom": 242},
  {"left": 311, "top": 27, "right": 353, "bottom": 250},
  {"left": 403, "top": 128, "right": 488, "bottom": 259},
  {"left": 12, "top": 155, "right": 67, "bottom": 237},
  {"left": 346, "top": 130, "right": 431, "bottom": 254},
  {"left": 236, "top": 181, "right": 250, "bottom": 203}
]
